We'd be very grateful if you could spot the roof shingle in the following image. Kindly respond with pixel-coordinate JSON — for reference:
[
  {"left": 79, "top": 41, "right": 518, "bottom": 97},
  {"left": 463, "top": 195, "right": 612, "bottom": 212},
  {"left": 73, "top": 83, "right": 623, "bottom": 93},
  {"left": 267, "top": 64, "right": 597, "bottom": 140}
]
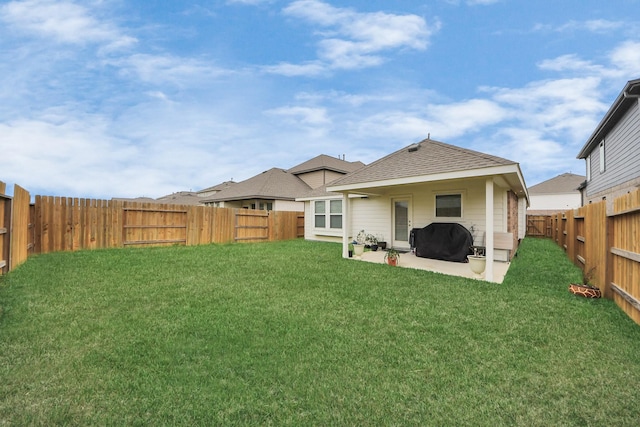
[
  {"left": 203, "top": 168, "right": 312, "bottom": 202},
  {"left": 329, "top": 138, "right": 517, "bottom": 187}
]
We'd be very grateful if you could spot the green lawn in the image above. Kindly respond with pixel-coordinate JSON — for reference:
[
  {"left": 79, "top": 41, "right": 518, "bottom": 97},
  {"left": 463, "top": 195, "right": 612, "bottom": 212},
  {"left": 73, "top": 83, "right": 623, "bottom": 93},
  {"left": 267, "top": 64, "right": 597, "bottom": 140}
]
[{"left": 1, "top": 238, "right": 639, "bottom": 425}]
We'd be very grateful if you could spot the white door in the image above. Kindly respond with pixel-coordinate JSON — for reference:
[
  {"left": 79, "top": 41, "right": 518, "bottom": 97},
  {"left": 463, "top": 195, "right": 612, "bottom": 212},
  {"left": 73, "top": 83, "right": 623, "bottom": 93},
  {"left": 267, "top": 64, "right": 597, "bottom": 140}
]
[{"left": 392, "top": 198, "right": 412, "bottom": 249}]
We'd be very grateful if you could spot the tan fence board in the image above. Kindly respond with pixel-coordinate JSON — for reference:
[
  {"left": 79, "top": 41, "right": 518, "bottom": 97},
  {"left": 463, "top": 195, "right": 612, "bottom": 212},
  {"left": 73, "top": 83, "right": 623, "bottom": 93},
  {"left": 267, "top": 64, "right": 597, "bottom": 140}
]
[{"left": 10, "top": 185, "right": 30, "bottom": 271}]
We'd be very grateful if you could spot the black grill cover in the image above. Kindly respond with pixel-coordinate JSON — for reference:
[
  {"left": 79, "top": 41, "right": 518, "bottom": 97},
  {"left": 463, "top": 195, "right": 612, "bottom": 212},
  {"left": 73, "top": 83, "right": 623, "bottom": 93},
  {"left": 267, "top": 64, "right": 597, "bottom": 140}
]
[{"left": 410, "top": 223, "right": 473, "bottom": 263}]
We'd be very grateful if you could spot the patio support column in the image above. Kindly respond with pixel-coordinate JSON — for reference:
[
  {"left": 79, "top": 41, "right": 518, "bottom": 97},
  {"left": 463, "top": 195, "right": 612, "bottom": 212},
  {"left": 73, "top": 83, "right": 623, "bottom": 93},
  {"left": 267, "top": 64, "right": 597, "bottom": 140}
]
[
  {"left": 342, "top": 192, "right": 350, "bottom": 258},
  {"left": 485, "top": 177, "right": 494, "bottom": 282}
]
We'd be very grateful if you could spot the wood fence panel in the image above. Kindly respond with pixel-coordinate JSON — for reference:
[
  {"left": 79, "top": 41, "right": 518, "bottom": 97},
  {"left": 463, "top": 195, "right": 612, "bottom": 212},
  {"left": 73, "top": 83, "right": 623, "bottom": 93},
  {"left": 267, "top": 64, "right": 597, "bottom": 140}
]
[
  {"left": 565, "top": 209, "right": 575, "bottom": 262},
  {"left": 122, "top": 202, "right": 188, "bottom": 247},
  {"left": 235, "top": 210, "right": 269, "bottom": 242},
  {"left": 526, "top": 215, "right": 552, "bottom": 237},
  {"left": 610, "top": 191, "right": 640, "bottom": 324},
  {"left": 269, "top": 211, "right": 303, "bottom": 241},
  {"left": 212, "top": 207, "right": 235, "bottom": 243},
  {"left": 0, "top": 182, "right": 10, "bottom": 274},
  {"left": 584, "top": 202, "right": 608, "bottom": 295},
  {"left": 10, "top": 185, "right": 30, "bottom": 271}
]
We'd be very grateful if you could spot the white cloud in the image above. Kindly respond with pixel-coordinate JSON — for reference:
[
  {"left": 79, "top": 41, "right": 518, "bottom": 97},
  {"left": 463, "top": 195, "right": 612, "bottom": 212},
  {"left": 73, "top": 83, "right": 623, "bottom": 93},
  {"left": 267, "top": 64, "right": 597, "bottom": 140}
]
[
  {"left": 0, "top": 0, "right": 136, "bottom": 50},
  {"left": 533, "top": 19, "right": 626, "bottom": 35},
  {"left": 108, "top": 54, "right": 234, "bottom": 86},
  {"left": 262, "top": 61, "right": 327, "bottom": 77},
  {"left": 267, "top": 0, "right": 438, "bottom": 75},
  {"left": 609, "top": 40, "right": 640, "bottom": 77},
  {"left": 265, "top": 106, "right": 331, "bottom": 126},
  {"left": 537, "top": 54, "right": 602, "bottom": 74}
]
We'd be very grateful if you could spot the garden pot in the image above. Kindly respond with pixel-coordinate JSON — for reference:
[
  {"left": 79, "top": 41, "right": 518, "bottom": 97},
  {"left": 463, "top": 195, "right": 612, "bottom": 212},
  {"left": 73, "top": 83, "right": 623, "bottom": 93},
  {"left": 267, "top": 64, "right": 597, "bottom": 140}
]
[
  {"left": 387, "top": 257, "right": 398, "bottom": 266},
  {"left": 353, "top": 244, "right": 365, "bottom": 257},
  {"left": 371, "top": 244, "right": 379, "bottom": 252},
  {"left": 467, "top": 255, "right": 486, "bottom": 277},
  {"left": 379, "top": 242, "right": 387, "bottom": 250},
  {"left": 568, "top": 283, "right": 601, "bottom": 298}
]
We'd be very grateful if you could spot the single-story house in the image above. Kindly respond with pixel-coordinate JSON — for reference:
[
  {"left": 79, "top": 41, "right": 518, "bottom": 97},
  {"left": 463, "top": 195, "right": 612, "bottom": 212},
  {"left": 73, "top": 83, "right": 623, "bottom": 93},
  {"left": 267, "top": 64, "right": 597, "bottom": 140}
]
[
  {"left": 577, "top": 78, "right": 640, "bottom": 212},
  {"left": 526, "top": 173, "right": 585, "bottom": 215},
  {"left": 201, "top": 155, "right": 364, "bottom": 211},
  {"left": 298, "top": 138, "right": 529, "bottom": 283},
  {"left": 197, "top": 181, "right": 237, "bottom": 200}
]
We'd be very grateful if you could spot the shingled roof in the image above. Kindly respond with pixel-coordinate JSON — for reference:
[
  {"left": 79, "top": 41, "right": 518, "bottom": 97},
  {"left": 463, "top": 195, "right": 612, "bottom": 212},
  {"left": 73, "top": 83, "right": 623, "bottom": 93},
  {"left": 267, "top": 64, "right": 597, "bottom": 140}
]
[
  {"left": 328, "top": 138, "right": 519, "bottom": 189},
  {"left": 203, "top": 168, "right": 312, "bottom": 202},
  {"left": 197, "top": 180, "right": 237, "bottom": 194},
  {"left": 288, "top": 154, "right": 365, "bottom": 175},
  {"left": 528, "top": 173, "right": 585, "bottom": 194}
]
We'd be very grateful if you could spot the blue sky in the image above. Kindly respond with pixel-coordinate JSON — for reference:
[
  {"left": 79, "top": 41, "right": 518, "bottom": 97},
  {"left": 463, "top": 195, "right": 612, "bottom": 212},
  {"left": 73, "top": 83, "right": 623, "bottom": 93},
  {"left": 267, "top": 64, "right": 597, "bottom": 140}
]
[{"left": 1, "top": 0, "right": 639, "bottom": 199}]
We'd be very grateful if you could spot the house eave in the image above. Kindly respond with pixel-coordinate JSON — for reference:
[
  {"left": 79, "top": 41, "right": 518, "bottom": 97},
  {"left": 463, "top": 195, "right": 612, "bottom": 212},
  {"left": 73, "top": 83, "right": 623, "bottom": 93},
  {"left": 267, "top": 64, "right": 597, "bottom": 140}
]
[
  {"left": 328, "top": 164, "right": 528, "bottom": 200},
  {"left": 204, "top": 195, "right": 298, "bottom": 203},
  {"left": 577, "top": 78, "right": 640, "bottom": 159}
]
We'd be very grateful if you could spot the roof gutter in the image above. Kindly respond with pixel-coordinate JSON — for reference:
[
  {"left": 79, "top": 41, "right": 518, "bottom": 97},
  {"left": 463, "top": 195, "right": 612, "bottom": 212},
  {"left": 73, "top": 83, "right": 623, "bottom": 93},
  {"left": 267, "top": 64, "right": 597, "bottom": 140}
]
[{"left": 577, "top": 79, "right": 640, "bottom": 159}]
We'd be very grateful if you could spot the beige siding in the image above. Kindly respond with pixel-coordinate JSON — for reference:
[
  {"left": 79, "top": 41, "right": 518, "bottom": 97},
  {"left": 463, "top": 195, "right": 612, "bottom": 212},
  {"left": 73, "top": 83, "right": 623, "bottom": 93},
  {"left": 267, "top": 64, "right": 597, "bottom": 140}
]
[
  {"left": 529, "top": 193, "right": 581, "bottom": 211},
  {"left": 345, "top": 179, "right": 512, "bottom": 260},
  {"left": 303, "top": 200, "right": 343, "bottom": 243},
  {"left": 297, "top": 170, "right": 345, "bottom": 189},
  {"left": 274, "top": 200, "right": 305, "bottom": 212},
  {"left": 350, "top": 196, "right": 391, "bottom": 243}
]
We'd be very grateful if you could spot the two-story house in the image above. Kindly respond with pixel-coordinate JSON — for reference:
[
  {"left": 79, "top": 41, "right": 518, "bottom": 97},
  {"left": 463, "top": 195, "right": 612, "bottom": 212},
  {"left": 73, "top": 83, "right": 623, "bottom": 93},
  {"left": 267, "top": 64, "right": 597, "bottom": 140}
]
[{"left": 577, "top": 78, "right": 640, "bottom": 211}]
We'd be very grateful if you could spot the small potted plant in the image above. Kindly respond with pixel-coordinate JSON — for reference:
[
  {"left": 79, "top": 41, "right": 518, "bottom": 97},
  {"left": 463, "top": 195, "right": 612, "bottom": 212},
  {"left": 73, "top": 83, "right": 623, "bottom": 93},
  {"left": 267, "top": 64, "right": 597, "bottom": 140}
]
[
  {"left": 384, "top": 247, "right": 401, "bottom": 266},
  {"left": 366, "top": 233, "right": 379, "bottom": 251},
  {"left": 467, "top": 246, "right": 486, "bottom": 277},
  {"left": 353, "top": 230, "right": 367, "bottom": 257},
  {"left": 377, "top": 235, "right": 387, "bottom": 250},
  {"left": 569, "top": 267, "right": 601, "bottom": 298}
]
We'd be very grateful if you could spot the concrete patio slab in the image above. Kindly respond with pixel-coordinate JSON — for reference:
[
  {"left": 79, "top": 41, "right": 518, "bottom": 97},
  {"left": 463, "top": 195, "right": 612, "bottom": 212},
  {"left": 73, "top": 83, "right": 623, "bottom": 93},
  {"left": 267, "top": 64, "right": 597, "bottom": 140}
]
[{"left": 355, "top": 249, "right": 510, "bottom": 283}]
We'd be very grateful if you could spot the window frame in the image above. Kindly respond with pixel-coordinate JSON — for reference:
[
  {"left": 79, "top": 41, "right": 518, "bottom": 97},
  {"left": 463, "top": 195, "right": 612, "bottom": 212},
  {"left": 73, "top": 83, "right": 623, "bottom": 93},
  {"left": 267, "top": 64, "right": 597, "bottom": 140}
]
[
  {"left": 313, "top": 199, "right": 343, "bottom": 235},
  {"left": 434, "top": 192, "right": 463, "bottom": 219}
]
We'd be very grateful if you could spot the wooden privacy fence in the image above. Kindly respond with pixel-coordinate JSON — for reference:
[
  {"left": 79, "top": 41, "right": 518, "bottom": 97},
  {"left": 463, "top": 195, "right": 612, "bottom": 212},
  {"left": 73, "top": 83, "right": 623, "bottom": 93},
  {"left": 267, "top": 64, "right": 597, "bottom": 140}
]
[
  {"left": 0, "top": 182, "right": 34, "bottom": 274},
  {"left": 526, "top": 215, "right": 553, "bottom": 237},
  {"left": 550, "top": 189, "right": 640, "bottom": 325},
  {"left": 35, "top": 196, "right": 304, "bottom": 253},
  {"left": 0, "top": 181, "right": 304, "bottom": 275}
]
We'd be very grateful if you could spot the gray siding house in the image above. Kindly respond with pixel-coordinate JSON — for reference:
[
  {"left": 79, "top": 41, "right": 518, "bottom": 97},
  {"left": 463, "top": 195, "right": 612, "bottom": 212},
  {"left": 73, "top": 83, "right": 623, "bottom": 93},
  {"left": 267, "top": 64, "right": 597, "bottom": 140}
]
[{"left": 577, "top": 78, "right": 640, "bottom": 210}]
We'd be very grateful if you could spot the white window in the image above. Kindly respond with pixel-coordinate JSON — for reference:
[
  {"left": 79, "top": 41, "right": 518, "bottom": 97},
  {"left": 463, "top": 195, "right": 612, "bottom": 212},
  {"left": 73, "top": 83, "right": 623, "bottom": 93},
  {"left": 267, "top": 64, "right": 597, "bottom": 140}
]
[
  {"left": 435, "top": 194, "right": 462, "bottom": 218},
  {"left": 599, "top": 140, "right": 605, "bottom": 173},
  {"left": 586, "top": 155, "right": 591, "bottom": 181},
  {"left": 314, "top": 200, "right": 342, "bottom": 230}
]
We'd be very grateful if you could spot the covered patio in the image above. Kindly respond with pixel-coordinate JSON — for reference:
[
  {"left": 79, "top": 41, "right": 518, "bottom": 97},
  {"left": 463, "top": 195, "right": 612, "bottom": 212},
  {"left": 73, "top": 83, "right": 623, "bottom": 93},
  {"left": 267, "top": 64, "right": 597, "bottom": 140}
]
[{"left": 356, "top": 250, "right": 511, "bottom": 283}]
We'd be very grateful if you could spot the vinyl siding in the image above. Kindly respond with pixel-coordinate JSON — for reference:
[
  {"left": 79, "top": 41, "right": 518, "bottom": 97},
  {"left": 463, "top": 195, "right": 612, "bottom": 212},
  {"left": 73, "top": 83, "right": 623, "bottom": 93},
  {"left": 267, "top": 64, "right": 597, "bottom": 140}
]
[
  {"left": 297, "top": 170, "right": 345, "bottom": 189},
  {"left": 274, "top": 200, "right": 304, "bottom": 212},
  {"left": 528, "top": 193, "right": 582, "bottom": 210},
  {"left": 303, "top": 201, "right": 342, "bottom": 243},
  {"left": 585, "top": 99, "right": 640, "bottom": 200},
  {"left": 346, "top": 179, "right": 510, "bottom": 258}
]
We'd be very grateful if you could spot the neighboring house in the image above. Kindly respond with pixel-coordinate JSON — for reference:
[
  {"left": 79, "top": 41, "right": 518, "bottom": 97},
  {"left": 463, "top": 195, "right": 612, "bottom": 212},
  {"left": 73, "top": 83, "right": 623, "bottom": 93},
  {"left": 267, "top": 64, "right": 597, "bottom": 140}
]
[
  {"left": 288, "top": 154, "right": 365, "bottom": 188},
  {"left": 298, "top": 138, "right": 529, "bottom": 282},
  {"left": 577, "top": 78, "right": 640, "bottom": 211},
  {"left": 202, "top": 168, "right": 310, "bottom": 211},
  {"left": 197, "top": 181, "right": 237, "bottom": 199},
  {"left": 156, "top": 191, "right": 202, "bottom": 206},
  {"left": 527, "top": 173, "right": 585, "bottom": 215},
  {"left": 201, "top": 155, "right": 364, "bottom": 212}
]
